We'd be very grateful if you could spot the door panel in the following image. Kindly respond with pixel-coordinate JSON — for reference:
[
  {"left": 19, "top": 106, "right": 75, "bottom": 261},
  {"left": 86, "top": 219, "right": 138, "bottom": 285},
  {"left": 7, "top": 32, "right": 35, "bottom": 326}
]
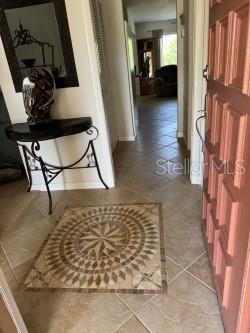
[
  {"left": 204, "top": 1, "right": 250, "bottom": 332},
  {"left": 205, "top": 93, "right": 213, "bottom": 135},
  {"left": 229, "top": 5, "right": 249, "bottom": 92},
  {"left": 224, "top": 105, "right": 248, "bottom": 188},
  {"left": 208, "top": 24, "right": 217, "bottom": 79},
  {"left": 217, "top": 15, "right": 232, "bottom": 85},
  {"left": 213, "top": 234, "right": 232, "bottom": 309},
  {"left": 216, "top": 179, "right": 239, "bottom": 257}
]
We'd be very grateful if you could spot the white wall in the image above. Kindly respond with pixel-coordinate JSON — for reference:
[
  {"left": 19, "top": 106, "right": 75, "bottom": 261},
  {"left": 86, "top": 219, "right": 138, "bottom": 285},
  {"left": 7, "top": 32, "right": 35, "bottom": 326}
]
[
  {"left": 102, "top": 0, "right": 135, "bottom": 141},
  {"left": 135, "top": 20, "right": 177, "bottom": 40},
  {"left": 0, "top": 0, "right": 115, "bottom": 190}
]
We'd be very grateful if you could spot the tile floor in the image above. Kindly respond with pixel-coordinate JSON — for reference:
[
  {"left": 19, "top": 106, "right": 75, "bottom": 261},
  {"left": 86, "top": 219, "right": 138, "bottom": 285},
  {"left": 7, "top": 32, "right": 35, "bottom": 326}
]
[
  {"left": 24, "top": 204, "right": 167, "bottom": 293},
  {"left": 0, "top": 96, "right": 225, "bottom": 332}
]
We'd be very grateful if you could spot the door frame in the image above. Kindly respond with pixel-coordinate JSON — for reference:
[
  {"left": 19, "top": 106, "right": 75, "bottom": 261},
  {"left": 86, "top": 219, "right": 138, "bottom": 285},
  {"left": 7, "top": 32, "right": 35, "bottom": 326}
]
[
  {"left": 188, "top": 0, "right": 209, "bottom": 185},
  {"left": 237, "top": 235, "right": 250, "bottom": 333},
  {"left": 177, "top": 0, "right": 185, "bottom": 139},
  {"left": 124, "top": 21, "right": 138, "bottom": 138}
]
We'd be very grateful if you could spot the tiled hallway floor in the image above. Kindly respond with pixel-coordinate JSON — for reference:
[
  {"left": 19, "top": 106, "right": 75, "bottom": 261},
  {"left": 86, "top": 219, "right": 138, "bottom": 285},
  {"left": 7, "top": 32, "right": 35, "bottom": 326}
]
[{"left": 0, "top": 96, "right": 224, "bottom": 332}]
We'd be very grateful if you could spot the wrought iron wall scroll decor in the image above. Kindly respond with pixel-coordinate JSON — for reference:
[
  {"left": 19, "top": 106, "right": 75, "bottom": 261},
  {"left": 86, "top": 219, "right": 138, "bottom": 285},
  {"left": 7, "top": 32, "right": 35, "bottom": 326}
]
[{"left": 0, "top": 0, "right": 79, "bottom": 92}]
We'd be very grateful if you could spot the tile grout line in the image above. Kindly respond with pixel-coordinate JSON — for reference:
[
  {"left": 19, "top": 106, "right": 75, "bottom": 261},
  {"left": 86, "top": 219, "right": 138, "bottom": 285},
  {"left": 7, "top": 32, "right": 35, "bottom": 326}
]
[
  {"left": 133, "top": 314, "right": 153, "bottom": 333},
  {"left": 124, "top": 182, "right": 202, "bottom": 214},
  {"left": 115, "top": 294, "right": 154, "bottom": 333},
  {"left": 110, "top": 301, "right": 134, "bottom": 333},
  {"left": 166, "top": 255, "right": 188, "bottom": 271},
  {"left": 182, "top": 251, "right": 208, "bottom": 271},
  {"left": 185, "top": 270, "right": 216, "bottom": 293},
  {"left": 183, "top": 250, "right": 216, "bottom": 293},
  {"left": 0, "top": 242, "right": 19, "bottom": 283},
  {"left": 168, "top": 270, "right": 186, "bottom": 286},
  {"left": 166, "top": 256, "right": 188, "bottom": 285},
  {"left": 167, "top": 251, "right": 207, "bottom": 272},
  {"left": 117, "top": 294, "right": 156, "bottom": 332},
  {"left": 116, "top": 293, "right": 157, "bottom": 317},
  {"left": 167, "top": 252, "right": 217, "bottom": 293}
]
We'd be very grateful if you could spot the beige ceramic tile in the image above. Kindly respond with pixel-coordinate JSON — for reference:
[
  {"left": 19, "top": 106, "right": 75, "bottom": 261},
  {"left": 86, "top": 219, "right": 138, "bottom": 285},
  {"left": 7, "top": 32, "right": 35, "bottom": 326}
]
[
  {"left": 164, "top": 212, "right": 206, "bottom": 268},
  {"left": 118, "top": 294, "right": 155, "bottom": 314},
  {"left": 134, "top": 142, "right": 165, "bottom": 155},
  {"left": 14, "top": 292, "right": 133, "bottom": 333},
  {"left": 187, "top": 252, "right": 215, "bottom": 291},
  {"left": 14, "top": 259, "right": 34, "bottom": 282},
  {"left": 166, "top": 257, "right": 183, "bottom": 284},
  {"left": 51, "top": 188, "right": 107, "bottom": 221},
  {"left": 154, "top": 136, "right": 177, "bottom": 147},
  {"left": 113, "top": 149, "right": 144, "bottom": 168},
  {"left": 137, "top": 273, "right": 224, "bottom": 333},
  {"left": 0, "top": 97, "right": 223, "bottom": 333},
  {"left": 122, "top": 173, "right": 170, "bottom": 199},
  {"left": 0, "top": 244, "right": 11, "bottom": 274},
  {"left": 168, "top": 273, "right": 221, "bottom": 315},
  {"left": 1, "top": 218, "right": 53, "bottom": 268},
  {"left": 0, "top": 191, "right": 39, "bottom": 238},
  {"left": 149, "top": 146, "right": 179, "bottom": 163},
  {"left": 179, "top": 199, "right": 202, "bottom": 225},
  {"left": 98, "top": 186, "right": 153, "bottom": 205},
  {"left": 34, "top": 190, "right": 64, "bottom": 216},
  {"left": 0, "top": 245, "right": 18, "bottom": 290},
  {"left": 153, "top": 161, "right": 187, "bottom": 181},
  {"left": 3, "top": 204, "right": 50, "bottom": 238},
  {"left": 144, "top": 179, "right": 202, "bottom": 212},
  {"left": 116, "top": 316, "right": 149, "bottom": 333}
]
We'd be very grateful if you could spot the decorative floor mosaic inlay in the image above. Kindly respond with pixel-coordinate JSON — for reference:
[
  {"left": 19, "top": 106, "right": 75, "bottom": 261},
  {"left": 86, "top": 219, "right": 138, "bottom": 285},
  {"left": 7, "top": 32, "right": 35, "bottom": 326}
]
[{"left": 24, "top": 204, "right": 167, "bottom": 294}]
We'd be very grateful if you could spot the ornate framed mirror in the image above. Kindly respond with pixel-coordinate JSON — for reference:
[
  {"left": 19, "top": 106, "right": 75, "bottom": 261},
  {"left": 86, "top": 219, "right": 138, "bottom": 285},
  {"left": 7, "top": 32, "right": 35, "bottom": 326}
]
[{"left": 0, "top": 0, "right": 79, "bottom": 92}]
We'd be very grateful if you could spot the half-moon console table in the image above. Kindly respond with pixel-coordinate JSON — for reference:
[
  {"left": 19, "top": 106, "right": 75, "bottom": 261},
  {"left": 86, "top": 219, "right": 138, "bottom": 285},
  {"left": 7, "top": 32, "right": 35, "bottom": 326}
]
[{"left": 5, "top": 117, "right": 109, "bottom": 214}]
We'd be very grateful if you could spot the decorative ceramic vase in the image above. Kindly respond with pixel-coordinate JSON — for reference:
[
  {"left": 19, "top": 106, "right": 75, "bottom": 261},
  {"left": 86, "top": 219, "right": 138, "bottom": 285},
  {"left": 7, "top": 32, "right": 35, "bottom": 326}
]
[{"left": 22, "top": 68, "right": 55, "bottom": 127}]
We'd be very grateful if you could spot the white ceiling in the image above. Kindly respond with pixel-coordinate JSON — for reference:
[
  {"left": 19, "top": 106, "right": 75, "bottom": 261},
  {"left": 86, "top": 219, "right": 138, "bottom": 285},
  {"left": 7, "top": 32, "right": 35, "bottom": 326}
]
[{"left": 123, "top": 0, "right": 176, "bottom": 23}]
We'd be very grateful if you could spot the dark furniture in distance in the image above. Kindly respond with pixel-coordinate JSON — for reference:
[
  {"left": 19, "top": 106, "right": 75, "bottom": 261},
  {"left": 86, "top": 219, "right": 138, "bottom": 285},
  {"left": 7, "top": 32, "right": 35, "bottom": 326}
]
[
  {"left": 140, "top": 78, "right": 154, "bottom": 96},
  {"left": 137, "top": 38, "right": 155, "bottom": 95},
  {"left": 153, "top": 65, "right": 178, "bottom": 98},
  {"left": 5, "top": 118, "right": 109, "bottom": 214}
]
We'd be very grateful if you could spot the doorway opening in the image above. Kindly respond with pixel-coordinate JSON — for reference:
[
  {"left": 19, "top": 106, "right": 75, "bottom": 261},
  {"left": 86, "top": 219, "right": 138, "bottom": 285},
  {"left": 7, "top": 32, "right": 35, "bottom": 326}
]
[{"left": 112, "top": 0, "right": 188, "bottom": 184}]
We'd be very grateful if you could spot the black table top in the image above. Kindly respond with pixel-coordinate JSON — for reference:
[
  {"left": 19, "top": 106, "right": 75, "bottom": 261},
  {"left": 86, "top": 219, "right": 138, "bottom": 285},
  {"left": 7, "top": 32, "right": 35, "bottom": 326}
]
[{"left": 5, "top": 117, "right": 92, "bottom": 142}]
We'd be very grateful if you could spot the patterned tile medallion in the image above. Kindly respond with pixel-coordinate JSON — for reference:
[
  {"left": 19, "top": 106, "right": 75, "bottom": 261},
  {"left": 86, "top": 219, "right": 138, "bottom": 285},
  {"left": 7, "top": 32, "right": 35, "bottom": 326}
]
[{"left": 24, "top": 204, "right": 167, "bottom": 294}]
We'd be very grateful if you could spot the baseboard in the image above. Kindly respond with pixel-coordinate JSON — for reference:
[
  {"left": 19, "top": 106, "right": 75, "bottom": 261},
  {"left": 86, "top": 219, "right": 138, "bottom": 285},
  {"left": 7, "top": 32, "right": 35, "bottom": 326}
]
[
  {"left": 177, "top": 130, "right": 184, "bottom": 138},
  {"left": 119, "top": 136, "right": 135, "bottom": 142},
  {"left": 190, "top": 173, "right": 203, "bottom": 186},
  {"left": 31, "top": 181, "right": 113, "bottom": 191}
]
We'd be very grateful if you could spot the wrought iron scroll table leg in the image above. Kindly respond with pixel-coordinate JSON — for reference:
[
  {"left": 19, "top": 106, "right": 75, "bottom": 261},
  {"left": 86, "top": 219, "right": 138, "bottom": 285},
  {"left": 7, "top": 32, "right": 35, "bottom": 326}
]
[
  {"left": 90, "top": 141, "right": 109, "bottom": 189},
  {"left": 22, "top": 146, "right": 33, "bottom": 192},
  {"left": 39, "top": 157, "right": 53, "bottom": 215}
]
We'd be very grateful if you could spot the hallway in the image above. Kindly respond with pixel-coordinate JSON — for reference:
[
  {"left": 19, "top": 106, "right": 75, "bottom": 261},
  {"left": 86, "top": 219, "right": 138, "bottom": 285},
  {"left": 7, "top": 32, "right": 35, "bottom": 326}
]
[{"left": 0, "top": 97, "right": 224, "bottom": 332}]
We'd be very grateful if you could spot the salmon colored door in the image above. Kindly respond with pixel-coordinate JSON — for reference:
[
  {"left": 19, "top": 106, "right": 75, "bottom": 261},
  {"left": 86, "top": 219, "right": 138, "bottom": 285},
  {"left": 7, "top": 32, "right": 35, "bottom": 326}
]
[{"left": 203, "top": 1, "right": 250, "bottom": 332}]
